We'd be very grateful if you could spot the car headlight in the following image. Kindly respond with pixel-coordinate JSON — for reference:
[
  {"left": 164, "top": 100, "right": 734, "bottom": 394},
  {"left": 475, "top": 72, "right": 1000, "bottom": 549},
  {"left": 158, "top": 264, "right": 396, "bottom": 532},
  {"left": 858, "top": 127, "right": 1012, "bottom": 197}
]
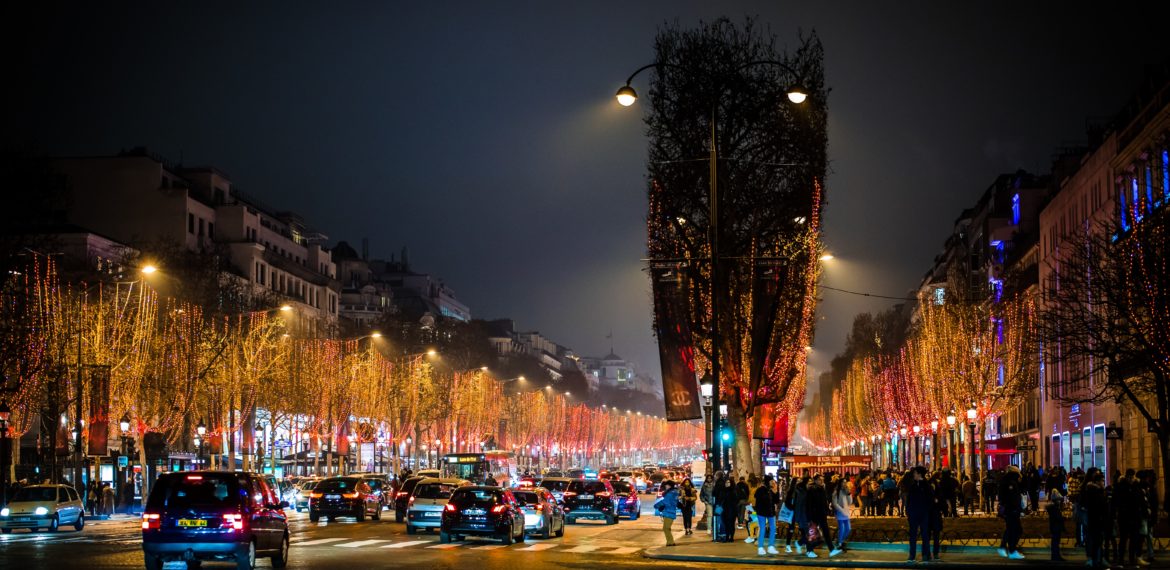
[
  {"left": 0, "top": 507, "right": 9, "bottom": 517},
  {"left": 34, "top": 507, "right": 49, "bottom": 516}
]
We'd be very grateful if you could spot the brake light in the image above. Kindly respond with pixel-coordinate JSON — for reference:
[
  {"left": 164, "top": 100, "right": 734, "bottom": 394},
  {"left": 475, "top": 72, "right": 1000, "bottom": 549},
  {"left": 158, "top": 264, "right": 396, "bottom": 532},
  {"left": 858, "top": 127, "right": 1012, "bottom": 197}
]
[
  {"left": 141, "top": 513, "right": 160, "bottom": 530},
  {"left": 627, "top": 496, "right": 637, "bottom": 504},
  {"left": 444, "top": 503, "right": 456, "bottom": 512},
  {"left": 186, "top": 475, "right": 203, "bottom": 481},
  {"left": 396, "top": 491, "right": 407, "bottom": 498},
  {"left": 309, "top": 492, "right": 323, "bottom": 499},
  {"left": 596, "top": 492, "right": 612, "bottom": 498},
  {"left": 222, "top": 513, "right": 244, "bottom": 531},
  {"left": 408, "top": 497, "right": 415, "bottom": 507},
  {"left": 563, "top": 492, "right": 577, "bottom": 498},
  {"left": 343, "top": 492, "right": 360, "bottom": 499},
  {"left": 491, "top": 505, "right": 508, "bottom": 514},
  {"left": 535, "top": 502, "right": 544, "bottom": 511}
]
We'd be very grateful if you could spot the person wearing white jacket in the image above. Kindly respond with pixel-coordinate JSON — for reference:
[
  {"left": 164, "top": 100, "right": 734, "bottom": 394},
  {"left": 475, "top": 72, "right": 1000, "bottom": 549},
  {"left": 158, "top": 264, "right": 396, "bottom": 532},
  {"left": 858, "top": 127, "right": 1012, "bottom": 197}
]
[{"left": 830, "top": 475, "right": 852, "bottom": 557}]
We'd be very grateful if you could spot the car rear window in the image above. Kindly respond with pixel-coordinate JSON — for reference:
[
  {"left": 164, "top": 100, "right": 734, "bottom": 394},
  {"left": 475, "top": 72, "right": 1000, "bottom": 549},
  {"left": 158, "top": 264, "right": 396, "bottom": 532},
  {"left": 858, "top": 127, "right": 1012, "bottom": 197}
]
[
  {"left": 414, "top": 483, "right": 456, "bottom": 499},
  {"left": 450, "top": 489, "right": 499, "bottom": 507},
  {"left": 316, "top": 478, "right": 361, "bottom": 492},
  {"left": 567, "top": 480, "right": 608, "bottom": 494},
  {"left": 612, "top": 481, "right": 633, "bottom": 494},
  {"left": 513, "top": 491, "right": 540, "bottom": 505},
  {"left": 401, "top": 478, "right": 423, "bottom": 494},
  {"left": 539, "top": 479, "right": 569, "bottom": 492},
  {"left": 147, "top": 474, "right": 245, "bottom": 511},
  {"left": 13, "top": 487, "right": 58, "bottom": 502},
  {"left": 300, "top": 481, "right": 318, "bottom": 491},
  {"left": 364, "top": 479, "right": 385, "bottom": 491}
]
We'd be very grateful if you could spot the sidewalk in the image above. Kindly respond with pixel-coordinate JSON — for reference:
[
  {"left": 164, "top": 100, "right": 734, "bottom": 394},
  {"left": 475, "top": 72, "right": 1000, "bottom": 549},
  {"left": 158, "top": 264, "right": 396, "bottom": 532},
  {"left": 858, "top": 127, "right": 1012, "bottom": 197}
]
[{"left": 644, "top": 538, "right": 1097, "bottom": 568}]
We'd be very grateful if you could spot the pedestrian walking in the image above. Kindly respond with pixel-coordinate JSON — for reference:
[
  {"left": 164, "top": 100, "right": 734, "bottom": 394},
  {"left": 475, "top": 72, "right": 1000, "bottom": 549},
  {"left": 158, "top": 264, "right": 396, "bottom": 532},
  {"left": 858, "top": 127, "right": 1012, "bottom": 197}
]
[
  {"left": 101, "top": 482, "right": 115, "bottom": 516},
  {"left": 753, "top": 475, "right": 779, "bottom": 556},
  {"left": 880, "top": 472, "right": 898, "bottom": 516},
  {"left": 783, "top": 476, "right": 808, "bottom": 553},
  {"left": 1140, "top": 470, "right": 1158, "bottom": 564},
  {"left": 87, "top": 480, "right": 99, "bottom": 517},
  {"left": 735, "top": 475, "right": 750, "bottom": 529},
  {"left": 680, "top": 478, "right": 698, "bottom": 536},
  {"left": 903, "top": 466, "right": 933, "bottom": 563},
  {"left": 830, "top": 475, "right": 851, "bottom": 556},
  {"left": 961, "top": 474, "right": 977, "bottom": 515},
  {"left": 803, "top": 473, "right": 836, "bottom": 558},
  {"left": 714, "top": 475, "right": 740, "bottom": 542},
  {"left": 928, "top": 472, "right": 943, "bottom": 561},
  {"left": 700, "top": 473, "right": 716, "bottom": 534},
  {"left": 997, "top": 465, "right": 1025, "bottom": 560},
  {"left": 1068, "top": 468, "right": 1084, "bottom": 546},
  {"left": 1081, "top": 469, "right": 1108, "bottom": 569},
  {"left": 1115, "top": 468, "right": 1148, "bottom": 567},
  {"left": 654, "top": 480, "right": 679, "bottom": 546},
  {"left": 1046, "top": 488, "right": 1066, "bottom": 561}
]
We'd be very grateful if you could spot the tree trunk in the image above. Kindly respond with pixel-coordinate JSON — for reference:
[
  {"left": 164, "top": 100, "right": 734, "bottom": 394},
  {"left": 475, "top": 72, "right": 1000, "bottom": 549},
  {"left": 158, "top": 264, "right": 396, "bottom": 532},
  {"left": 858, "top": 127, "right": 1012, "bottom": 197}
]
[
  {"left": 727, "top": 402, "right": 760, "bottom": 476},
  {"left": 1159, "top": 431, "right": 1170, "bottom": 514}
]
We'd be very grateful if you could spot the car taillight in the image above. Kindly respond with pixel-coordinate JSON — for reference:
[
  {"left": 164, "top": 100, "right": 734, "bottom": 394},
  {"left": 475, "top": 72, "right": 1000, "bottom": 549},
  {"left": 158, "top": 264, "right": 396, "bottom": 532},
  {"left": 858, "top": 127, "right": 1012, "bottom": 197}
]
[
  {"left": 627, "top": 496, "right": 637, "bottom": 504},
  {"left": 408, "top": 497, "right": 415, "bottom": 507},
  {"left": 534, "top": 502, "right": 544, "bottom": 511},
  {"left": 343, "top": 492, "right": 360, "bottom": 499},
  {"left": 444, "top": 503, "right": 456, "bottom": 512},
  {"left": 141, "top": 513, "right": 160, "bottom": 530},
  {"left": 491, "top": 505, "right": 508, "bottom": 514},
  {"left": 563, "top": 492, "right": 577, "bottom": 498},
  {"left": 596, "top": 492, "right": 611, "bottom": 498},
  {"left": 396, "top": 491, "right": 407, "bottom": 498},
  {"left": 222, "top": 513, "right": 244, "bottom": 531},
  {"left": 309, "top": 492, "right": 323, "bottom": 499}
]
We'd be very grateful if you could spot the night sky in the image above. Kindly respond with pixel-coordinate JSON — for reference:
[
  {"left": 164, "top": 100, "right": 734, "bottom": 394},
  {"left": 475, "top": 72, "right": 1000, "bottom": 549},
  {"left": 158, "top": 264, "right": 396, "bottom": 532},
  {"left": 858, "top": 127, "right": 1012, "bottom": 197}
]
[{"left": 8, "top": 2, "right": 1170, "bottom": 405}]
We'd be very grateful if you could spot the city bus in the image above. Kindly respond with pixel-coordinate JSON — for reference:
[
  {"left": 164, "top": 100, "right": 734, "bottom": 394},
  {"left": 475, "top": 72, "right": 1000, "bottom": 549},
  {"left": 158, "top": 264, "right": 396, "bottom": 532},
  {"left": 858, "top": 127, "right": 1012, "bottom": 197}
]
[{"left": 440, "top": 450, "right": 517, "bottom": 486}]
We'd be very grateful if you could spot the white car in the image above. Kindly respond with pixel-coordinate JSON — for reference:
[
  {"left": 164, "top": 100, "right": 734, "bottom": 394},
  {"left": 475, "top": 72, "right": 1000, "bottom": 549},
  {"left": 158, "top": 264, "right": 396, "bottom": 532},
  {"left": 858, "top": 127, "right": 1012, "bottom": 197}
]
[
  {"left": 406, "top": 478, "right": 468, "bottom": 534},
  {"left": 0, "top": 484, "right": 86, "bottom": 533}
]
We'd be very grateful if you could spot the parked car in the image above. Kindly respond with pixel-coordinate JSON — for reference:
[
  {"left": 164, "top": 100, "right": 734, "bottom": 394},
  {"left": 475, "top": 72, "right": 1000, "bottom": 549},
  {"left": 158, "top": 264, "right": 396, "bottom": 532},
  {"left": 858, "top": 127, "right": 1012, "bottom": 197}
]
[
  {"left": 309, "top": 476, "right": 381, "bottom": 522},
  {"left": 0, "top": 484, "right": 85, "bottom": 533},
  {"left": 537, "top": 477, "right": 573, "bottom": 505},
  {"left": 562, "top": 479, "right": 617, "bottom": 525},
  {"left": 439, "top": 486, "right": 526, "bottom": 545},
  {"left": 405, "top": 478, "right": 468, "bottom": 534},
  {"left": 141, "top": 471, "right": 289, "bottom": 570},
  {"left": 512, "top": 487, "right": 565, "bottom": 539},
  {"left": 611, "top": 480, "right": 641, "bottom": 520},
  {"left": 394, "top": 476, "right": 426, "bottom": 522}
]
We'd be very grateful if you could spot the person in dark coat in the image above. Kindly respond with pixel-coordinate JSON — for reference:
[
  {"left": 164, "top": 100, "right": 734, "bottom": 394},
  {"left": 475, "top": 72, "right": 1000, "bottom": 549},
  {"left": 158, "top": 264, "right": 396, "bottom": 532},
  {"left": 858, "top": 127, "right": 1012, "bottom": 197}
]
[
  {"left": 803, "top": 474, "right": 836, "bottom": 558},
  {"left": 783, "top": 477, "right": 807, "bottom": 553},
  {"left": 1046, "top": 488, "right": 1067, "bottom": 561},
  {"left": 902, "top": 466, "right": 934, "bottom": 563},
  {"left": 714, "top": 475, "right": 740, "bottom": 542},
  {"left": 997, "top": 466, "right": 1025, "bottom": 559},
  {"left": 1115, "top": 468, "right": 1145, "bottom": 567},
  {"left": 927, "top": 472, "right": 944, "bottom": 560},
  {"left": 1081, "top": 469, "right": 1108, "bottom": 569}
]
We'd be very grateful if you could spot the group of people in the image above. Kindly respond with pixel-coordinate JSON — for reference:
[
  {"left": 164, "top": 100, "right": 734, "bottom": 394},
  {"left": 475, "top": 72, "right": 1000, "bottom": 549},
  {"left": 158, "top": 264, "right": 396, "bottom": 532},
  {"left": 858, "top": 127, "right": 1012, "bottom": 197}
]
[{"left": 652, "top": 463, "right": 1159, "bottom": 567}]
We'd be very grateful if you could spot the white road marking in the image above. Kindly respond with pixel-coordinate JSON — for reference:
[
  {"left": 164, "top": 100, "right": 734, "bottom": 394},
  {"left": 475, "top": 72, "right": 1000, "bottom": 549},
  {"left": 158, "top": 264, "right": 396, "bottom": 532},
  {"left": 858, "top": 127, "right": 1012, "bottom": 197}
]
[
  {"left": 562, "top": 545, "right": 599, "bottom": 553},
  {"left": 426, "top": 543, "right": 463, "bottom": 549},
  {"left": 293, "top": 537, "right": 348, "bottom": 546},
  {"left": 516, "top": 543, "right": 558, "bottom": 551},
  {"left": 381, "top": 540, "right": 430, "bottom": 548},
  {"left": 473, "top": 544, "right": 507, "bottom": 550},
  {"left": 336, "top": 539, "right": 390, "bottom": 548},
  {"left": 607, "top": 546, "right": 641, "bottom": 555}
]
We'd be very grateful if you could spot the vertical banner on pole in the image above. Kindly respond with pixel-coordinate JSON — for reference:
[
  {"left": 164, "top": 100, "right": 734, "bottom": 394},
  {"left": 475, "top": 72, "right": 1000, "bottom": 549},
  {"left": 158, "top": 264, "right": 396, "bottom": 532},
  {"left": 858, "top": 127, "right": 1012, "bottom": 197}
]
[
  {"left": 752, "top": 404, "right": 775, "bottom": 440},
  {"left": 87, "top": 366, "right": 110, "bottom": 456},
  {"left": 651, "top": 263, "right": 701, "bottom": 421}
]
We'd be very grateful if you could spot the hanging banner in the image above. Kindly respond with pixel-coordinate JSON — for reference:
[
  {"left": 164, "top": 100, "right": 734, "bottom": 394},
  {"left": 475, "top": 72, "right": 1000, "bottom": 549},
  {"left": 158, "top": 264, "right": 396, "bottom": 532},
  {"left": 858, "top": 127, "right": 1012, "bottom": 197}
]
[
  {"left": 87, "top": 366, "right": 110, "bottom": 456},
  {"left": 771, "top": 413, "right": 790, "bottom": 451},
  {"left": 336, "top": 421, "right": 351, "bottom": 456},
  {"left": 752, "top": 404, "right": 776, "bottom": 440},
  {"left": 209, "top": 433, "right": 223, "bottom": 455},
  {"left": 651, "top": 263, "right": 701, "bottom": 421}
]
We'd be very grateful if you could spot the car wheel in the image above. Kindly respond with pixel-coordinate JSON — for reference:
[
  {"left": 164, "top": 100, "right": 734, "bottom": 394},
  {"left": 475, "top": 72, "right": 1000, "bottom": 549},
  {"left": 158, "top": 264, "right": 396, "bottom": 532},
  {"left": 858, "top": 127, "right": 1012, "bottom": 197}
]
[
  {"left": 372, "top": 504, "right": 381, "bottom": 520},
  {"left": 540, "top": 516, "right": 551, "bottom": 539},
  {"left": 440, "top": 530, "right": 451, "bottom": 544},
  {"left": 236, "top": 539, "right": 256, "bottom": 570},
  {"left": 309, "top": 510, "right": 319, "bottom": 523},
  {"left": 500, "top": 527, "right": 514, "bottom": 545},
  {"left": 405, "top": 524, "right": 416, "bottom": 535},
  {"left": 271, "top": 533, "right": 289, "bottom": 569},
  {"left": 454, "top": 535, "right": 464, "bottom": 541},
  {"left": 554, "top": 518, "right": 565, "bottom": 538},
  {"left": 327, "top": 515, "right": 336, "bottom": 523},
  {"left": 566, "top": 517, "right": 575, "bottom": 525},
  {"left": 395, "top": 510, "right": 404, "bottom": 523},
  {"left": 515, "top": 522, "right": 526, "bottom": 543},
  {"left": 75, "top": 513, "right": 85, "bottom": 531},
  {"left": 144, "top": 553, "right": 164, "bottom": 570},
  {"left": 355, "top": 505, "right": 366, "bottom": 522},
  {"left": 48, "top": 515, "right": 59, "bottom": 532},
  {"left": 606, "top": 514, "right": 616, "bottom": 525}
]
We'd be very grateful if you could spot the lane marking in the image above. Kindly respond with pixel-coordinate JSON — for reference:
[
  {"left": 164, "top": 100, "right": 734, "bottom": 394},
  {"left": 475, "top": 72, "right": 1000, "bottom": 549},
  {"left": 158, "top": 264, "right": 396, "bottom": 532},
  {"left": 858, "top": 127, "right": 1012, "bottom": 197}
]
[
  {"left": 426, "top": 543, "right": 463, "bottom": 549},
  {"left": 517, "top": 543, "right": 558, "bottom": 551},
  {"left": 336, "top": 539, "right": 390, "bottom": 548},
  {"left": 382, "top": 540, "right": 430, "bottom": 548},
  {"left": 292, "top": 537, "right": 348, "bottom": 546},
  {"left": 607, "top": 546, "right": 641, "bottom": 555},
  {"left": 473, "top": 544, "right": 506, "bottom": 550},
  {"left": 562, "top": 545, "right": 599, "bottom": 553}
]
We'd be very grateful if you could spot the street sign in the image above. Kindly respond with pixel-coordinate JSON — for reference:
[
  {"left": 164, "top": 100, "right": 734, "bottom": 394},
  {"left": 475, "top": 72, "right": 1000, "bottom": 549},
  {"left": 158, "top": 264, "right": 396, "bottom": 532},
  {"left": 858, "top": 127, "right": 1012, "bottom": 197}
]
[
  {"left": 117, "top": 455, "right": 129, "bottom": 467},
  {"left": 1106, "top": 426, "right": 1124, "bottom": 440},
  {"left": 1016, "top": 444, "right": 1037, "bottom": 451}
]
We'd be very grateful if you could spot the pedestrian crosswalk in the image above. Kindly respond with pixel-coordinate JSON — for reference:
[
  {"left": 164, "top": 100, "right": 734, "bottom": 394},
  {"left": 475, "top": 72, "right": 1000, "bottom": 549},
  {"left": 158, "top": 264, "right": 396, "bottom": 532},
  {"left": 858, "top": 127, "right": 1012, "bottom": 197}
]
[{"left": 288, "top": 535, "right": 642, "bottom": 555}]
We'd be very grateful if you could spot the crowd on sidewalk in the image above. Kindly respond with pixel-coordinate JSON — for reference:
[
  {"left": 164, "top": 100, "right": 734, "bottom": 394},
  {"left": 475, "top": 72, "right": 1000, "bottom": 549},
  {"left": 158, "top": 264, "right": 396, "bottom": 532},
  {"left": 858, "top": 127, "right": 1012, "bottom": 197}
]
[{"left": 651, "top": 462, "right": 1161, "bottom": 569}]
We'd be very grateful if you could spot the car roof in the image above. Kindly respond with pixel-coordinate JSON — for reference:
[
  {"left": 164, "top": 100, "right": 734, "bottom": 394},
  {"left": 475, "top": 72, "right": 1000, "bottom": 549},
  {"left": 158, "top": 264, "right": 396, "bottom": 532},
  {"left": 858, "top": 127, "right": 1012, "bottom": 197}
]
[
  {"left": 455, "top": 485, "right": 506, "bottom": 493},
  {"left": 538, "top": 477, "right": 573, "bottom": 482},
  {"left": 416, "top": 477, "right": 467, "bottom": 485}
]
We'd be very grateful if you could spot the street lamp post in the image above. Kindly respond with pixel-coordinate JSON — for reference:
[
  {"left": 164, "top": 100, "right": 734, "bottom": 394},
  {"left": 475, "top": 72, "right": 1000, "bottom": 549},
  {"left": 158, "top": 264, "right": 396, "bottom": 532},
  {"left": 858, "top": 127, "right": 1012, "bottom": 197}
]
[
  {"left": 898, "top": 427, "right": 908, "bottom": 468},
  {"left": 945, "top": 413, "right": 957, "bottom": 471},
  {"left": 118, "top": 413, "right": 131, "bottom": 512},
  {"left": 966, "top": 406, "right": 978, "bottom": 480},
  {"left": 618, "top": 59, "right": 807, "bottom": 474},
  {"left": 912, "top": 425, "right": 921, "bottom": 467},
  {"left": 0, "top": 401, "right": 11, "bottom": 509},
  {"left": 255, "top": 426, "right": 265, "bottom": 475},
  {"left": 196, "top": 419, "right": 207, "bottom": 469},
  {"left": 930, "top": 420, "right": 939, "bottom": 470}
]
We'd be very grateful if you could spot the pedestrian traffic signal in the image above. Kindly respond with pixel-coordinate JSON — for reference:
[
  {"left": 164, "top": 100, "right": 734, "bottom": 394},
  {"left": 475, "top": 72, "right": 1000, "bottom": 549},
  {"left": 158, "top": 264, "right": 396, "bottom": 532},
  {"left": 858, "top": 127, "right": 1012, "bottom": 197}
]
[{"left": 719, "top": 422, "right": 733, "bottom": 443}]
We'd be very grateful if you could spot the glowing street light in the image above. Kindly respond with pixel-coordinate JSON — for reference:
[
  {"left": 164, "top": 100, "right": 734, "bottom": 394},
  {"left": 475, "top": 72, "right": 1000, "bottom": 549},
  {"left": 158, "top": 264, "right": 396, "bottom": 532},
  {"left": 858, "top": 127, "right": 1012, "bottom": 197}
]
[
  {"left": 818, "top": 253, "right": 834, "bottom": 261},
  {"left": 140, "top": 264, "right": 158, "bottom": 275}
]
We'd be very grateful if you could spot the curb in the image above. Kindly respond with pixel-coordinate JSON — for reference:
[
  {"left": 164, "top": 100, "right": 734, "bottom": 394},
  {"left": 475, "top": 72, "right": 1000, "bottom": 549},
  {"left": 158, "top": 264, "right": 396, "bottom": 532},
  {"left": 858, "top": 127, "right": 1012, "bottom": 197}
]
[{"left": 642, "top": 548, "right": 1092, "bottom": 568}]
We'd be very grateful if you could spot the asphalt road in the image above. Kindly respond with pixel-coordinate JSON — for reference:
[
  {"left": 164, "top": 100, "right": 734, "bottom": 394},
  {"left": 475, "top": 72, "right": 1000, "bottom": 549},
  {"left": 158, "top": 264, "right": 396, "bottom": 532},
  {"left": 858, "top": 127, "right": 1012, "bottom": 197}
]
[{"left": 0, "top": 494, "right": 730, "bottom": 570}]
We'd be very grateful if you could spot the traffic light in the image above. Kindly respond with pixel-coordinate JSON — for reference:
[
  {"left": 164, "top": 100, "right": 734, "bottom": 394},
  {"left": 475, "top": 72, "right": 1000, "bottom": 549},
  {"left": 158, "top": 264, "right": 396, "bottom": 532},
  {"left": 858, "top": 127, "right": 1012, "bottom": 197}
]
[{"left": 719, "top": 421, "right": 733, "bottom": 444}]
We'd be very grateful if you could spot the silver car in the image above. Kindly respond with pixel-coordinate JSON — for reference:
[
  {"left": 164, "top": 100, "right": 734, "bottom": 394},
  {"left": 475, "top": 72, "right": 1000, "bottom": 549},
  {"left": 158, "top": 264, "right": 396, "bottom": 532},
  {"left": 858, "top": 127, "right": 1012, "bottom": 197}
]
[
  {"left": 405, "top": 478, "right": 467, "bottom": 534},
  {"left": 0, "top": 484, "right": 85, "bottom": 533}
]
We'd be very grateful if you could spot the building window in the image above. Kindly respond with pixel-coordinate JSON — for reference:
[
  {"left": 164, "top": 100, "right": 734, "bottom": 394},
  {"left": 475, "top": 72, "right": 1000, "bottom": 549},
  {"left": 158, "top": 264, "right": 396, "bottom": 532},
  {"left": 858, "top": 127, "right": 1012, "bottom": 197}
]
[
  {"left": 208, "top": 222, "right": 214, "bottom": 239},
  {"left": 1011, "top": 193, "right": 1020, "bottom": 225},
  {"left": 188, "top": 213, "right": 195, "bottom": 234},
  {"left": 198, "top": 218, "right": 205, "bottom": 236}
]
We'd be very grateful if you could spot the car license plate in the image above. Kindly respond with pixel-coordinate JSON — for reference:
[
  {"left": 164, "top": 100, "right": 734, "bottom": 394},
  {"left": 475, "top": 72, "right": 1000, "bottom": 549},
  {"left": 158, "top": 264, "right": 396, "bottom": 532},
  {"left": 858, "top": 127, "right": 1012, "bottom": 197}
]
[
  {"left": 424, "top": 512, "right": 440, "bottom": 517},
  {"left": 15, "top": 517, "right": 30, "bottom": 522},
  {"left": 178, "top": 519, "right": 207, "bottom": 527},
  {"left": 326, "top": 495, "right": 341, "bottom": 500},
  {"left": 579, "top": 495, "right": 593, "bottom": 500}
]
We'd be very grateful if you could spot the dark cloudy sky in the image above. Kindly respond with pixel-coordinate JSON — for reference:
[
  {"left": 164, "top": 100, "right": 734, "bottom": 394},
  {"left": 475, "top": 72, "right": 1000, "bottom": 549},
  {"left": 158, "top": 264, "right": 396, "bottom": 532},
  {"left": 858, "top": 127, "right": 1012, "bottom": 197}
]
[{"left": 8, "top": 2, "right": 1169, "bottom": 404}]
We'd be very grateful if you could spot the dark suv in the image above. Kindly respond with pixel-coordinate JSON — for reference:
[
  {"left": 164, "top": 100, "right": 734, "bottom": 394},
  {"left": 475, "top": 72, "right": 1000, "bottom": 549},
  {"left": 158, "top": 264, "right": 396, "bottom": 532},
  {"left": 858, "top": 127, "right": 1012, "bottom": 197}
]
[
  {"left": 394, "top": 476, "right": 425, "bottom": 522},
  {"left": 562, "top": 479, "right": 617, "bottom": 525},
  {"left": 142, "top": 471, "right": 289, "bottom": 570},
  {"left": 309, "top": 476, "right": 381, "bottom": 522},
  {"left": 439, "top": 486, "right": 525, "bottom": 545}
]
